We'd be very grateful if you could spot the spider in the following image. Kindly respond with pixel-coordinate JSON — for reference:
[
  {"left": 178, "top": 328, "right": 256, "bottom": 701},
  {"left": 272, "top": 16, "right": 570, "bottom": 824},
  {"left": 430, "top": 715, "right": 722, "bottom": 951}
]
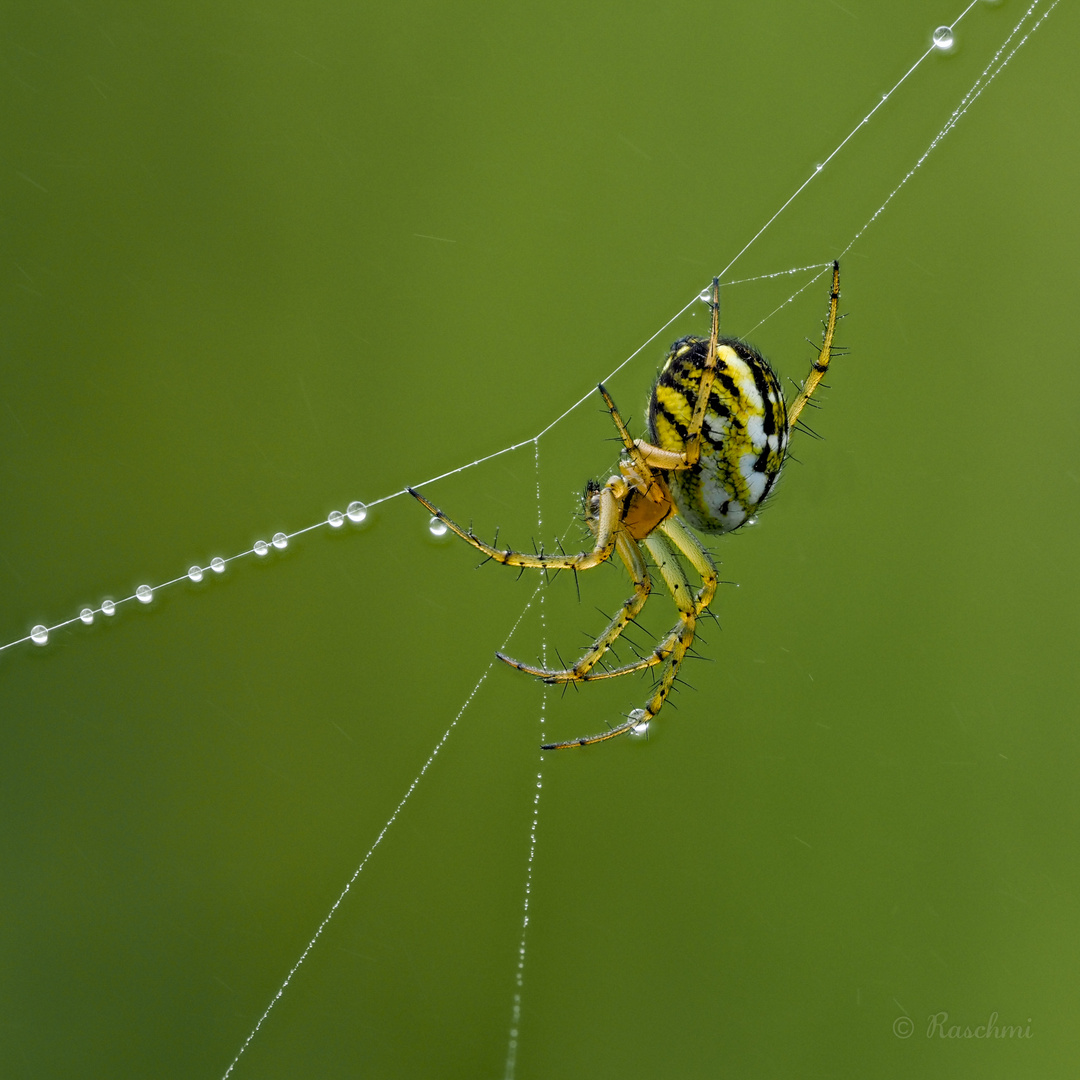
[{"left": 410, "top": 261, "right": 841, "bottom": 750}]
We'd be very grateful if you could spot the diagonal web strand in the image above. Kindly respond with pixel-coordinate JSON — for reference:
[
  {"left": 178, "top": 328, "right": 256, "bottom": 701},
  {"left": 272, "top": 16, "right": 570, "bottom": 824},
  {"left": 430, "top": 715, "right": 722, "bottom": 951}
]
[{"left": 5, "top": 0, "right": 1056, "bottom": 661}]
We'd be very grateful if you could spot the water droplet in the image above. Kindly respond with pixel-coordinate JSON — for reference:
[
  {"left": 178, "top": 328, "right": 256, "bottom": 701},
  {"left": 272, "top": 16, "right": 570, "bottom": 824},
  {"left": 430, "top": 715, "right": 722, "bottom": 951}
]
[
  {"left": 814, "top": 162, "right": 823, "bottom": 172},
  {"left": 932, "top": 25, "right": 954, "bottom": 50},
  {"left": 80, "top": 608, "right": 94, "bottom": 624},
  {"left": 272, "top": 532, "right": 288, "bottom": 549},
  {"left": 629, "top": 708, "right": 649, "bottom": 735},
  {"left": 102, "top": 600, "right": 116, "bottom": 616},
  {"left": 327, "top": 510, "right": 344, "bottom": 528},
  {"left": 746, "top": 515, "right": 759, "bottom": 527},
  {"left": 188, "top": 566, "right": 204, "bottom": 582},
  {"left": 31, "top": 625, "right": 48, "bottom": 645},
  {"left": 346, "top": 501, "right": 368, "bottom": 524},
  {"left": 254, "top": 540, "right": 268, "bottom": 556},
  {"left": 211, "top": 558, "right": 225, "bottom": 574},
  {"left": 698, "top": 286, "right": 713, "bottom": 305},
  {"left": 428, "top": 516, "right": 448, "bottom": 537},
  {"left": 136, "top": 585, "right": 153, "bottom": 604}
]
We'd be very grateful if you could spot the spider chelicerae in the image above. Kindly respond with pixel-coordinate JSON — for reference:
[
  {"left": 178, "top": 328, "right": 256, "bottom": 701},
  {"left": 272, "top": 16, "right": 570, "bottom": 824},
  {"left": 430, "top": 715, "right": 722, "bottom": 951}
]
[{"left": 410, "top": 261, "right": 841, "bottom": 749}]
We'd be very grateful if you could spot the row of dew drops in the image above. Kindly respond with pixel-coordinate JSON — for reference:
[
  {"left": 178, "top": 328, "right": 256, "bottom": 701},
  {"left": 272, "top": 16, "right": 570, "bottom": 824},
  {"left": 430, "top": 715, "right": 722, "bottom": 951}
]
[
  {"left": 16, "top": 500, "right": 435, "bottom": 653},
  {"left": 19, "top": 499, "right": 453, "bottom": 650}
]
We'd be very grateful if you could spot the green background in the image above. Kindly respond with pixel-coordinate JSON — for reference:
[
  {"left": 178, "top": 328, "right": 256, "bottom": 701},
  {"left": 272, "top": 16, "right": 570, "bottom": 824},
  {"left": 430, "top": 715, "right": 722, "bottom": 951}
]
[{"left": 2, "top": 1, "right": 1077, "bottom": 1077}]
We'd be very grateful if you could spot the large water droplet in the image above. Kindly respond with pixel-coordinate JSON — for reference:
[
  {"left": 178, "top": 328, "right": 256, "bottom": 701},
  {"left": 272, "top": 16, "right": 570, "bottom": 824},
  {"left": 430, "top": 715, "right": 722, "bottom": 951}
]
[
  {"left": 211, "top": 558, "right": 225, "bottom": 574},
  {"left": 136, "top": 585, "right": 153, "bottom": 604},
  {"left": 188, "top": 566, "right": 203, "bottom": 582},
  {"left": 327, "top": 510, "right": 344, "bottom": 528},
  {"left": 31, "top": 625, "right": 48, "bottom": 645},
  {"left": 79, "top": 608, "right": 95, "bottom": 624},
  {"left": 272, "top": 532, "right": 288, "bottom": 549},
  {"left": 429, "top": 516, "right": 448, "bottom": 538},
  {"left": 629, "top": 708, "right": 649, "bottom": 735},
  {"left": 101, "top": 600, "right": 116, "bottom": 616},
  {"left": 932, "top": 25, "right": 954, "bottom": 50},
  {"left": 254, "top": 540, "right": 268, "bottom": 556},
  {"left": 346, "top": 501, "right": 368, "bottom": 524}
]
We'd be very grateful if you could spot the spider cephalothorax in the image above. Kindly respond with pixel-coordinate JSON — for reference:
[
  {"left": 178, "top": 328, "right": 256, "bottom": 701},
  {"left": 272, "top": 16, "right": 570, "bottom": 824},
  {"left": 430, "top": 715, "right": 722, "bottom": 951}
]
[{"left": 410, "top": 261, "right": 841, "bottom": 749}]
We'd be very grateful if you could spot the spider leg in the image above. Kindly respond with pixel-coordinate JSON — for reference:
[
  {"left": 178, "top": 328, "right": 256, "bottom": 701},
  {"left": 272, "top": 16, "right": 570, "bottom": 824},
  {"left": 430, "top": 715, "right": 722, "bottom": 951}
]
[
  {"left": 785, "top": 260, "right": 841, "bottom": 429},
  {"left": 498, "top": 532, "right": 651, "bottom": 681},
  {"left": 682, "top": 275, "right": 724, "bottom": 465},
  {"left": 596, "top": 385, "right": 668, "bottom": 507},
  {"left": 408, "top": 486, "right": 620, "bottom": 571},
  {"left": 660, "top": 515, "right": 720, "bottom": 615},
  {"left": 553, "top": 515, "right": 719, "bottom": 683},
  {"left": 622, "top": 277, "right": 726, "bottom": 474},
  {"left": 541, "top": 517, "right": 718, "bottom": 749}
]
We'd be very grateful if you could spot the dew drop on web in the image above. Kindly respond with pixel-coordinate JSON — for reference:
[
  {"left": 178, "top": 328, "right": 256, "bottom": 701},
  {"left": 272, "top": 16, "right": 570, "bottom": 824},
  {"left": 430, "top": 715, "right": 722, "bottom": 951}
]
[{"left": 932, "top": 25, "right": 955, "bottom": 51}]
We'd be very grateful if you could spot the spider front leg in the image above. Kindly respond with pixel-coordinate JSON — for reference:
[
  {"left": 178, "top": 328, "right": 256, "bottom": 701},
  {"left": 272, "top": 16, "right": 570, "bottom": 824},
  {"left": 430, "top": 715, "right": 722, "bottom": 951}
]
[
  {"left": 408, "top": 483, "right": 622, "bottom": 572},
  {"left": 496, "top": 531, "right": 651, "bottom": 682}
]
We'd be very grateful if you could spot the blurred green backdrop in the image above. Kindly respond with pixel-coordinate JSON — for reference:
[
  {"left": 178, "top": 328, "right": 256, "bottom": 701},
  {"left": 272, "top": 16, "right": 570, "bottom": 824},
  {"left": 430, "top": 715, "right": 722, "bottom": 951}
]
[{"left": 2, "top": 1, "right": 1078, "bottom": 1077}]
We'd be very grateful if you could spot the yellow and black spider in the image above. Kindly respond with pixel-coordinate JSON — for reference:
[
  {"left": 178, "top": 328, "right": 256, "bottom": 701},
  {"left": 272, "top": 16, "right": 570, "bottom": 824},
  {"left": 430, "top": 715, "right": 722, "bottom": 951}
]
[{"left": 410, "top": 261, "right": 841, "bottom": 750}]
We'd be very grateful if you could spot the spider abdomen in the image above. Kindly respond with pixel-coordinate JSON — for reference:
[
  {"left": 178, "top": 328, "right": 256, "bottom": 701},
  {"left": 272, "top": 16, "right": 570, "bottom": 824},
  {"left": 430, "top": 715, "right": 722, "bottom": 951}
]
[{"left": 648, "top": 335, "right": 789, "bottom": 534}]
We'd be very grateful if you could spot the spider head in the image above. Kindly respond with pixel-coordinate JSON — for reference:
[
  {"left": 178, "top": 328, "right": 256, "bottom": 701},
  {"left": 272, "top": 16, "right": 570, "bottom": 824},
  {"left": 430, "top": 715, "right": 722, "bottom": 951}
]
[{"left": 581, "top": 479, "right": 603, "bottom": 536}]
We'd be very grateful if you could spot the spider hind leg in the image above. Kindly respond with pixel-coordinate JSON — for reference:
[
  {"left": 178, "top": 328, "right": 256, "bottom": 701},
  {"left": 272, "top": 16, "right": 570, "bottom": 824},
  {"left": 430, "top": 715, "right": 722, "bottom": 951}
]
[{"left": 541, "top": 517, "right": 718, "bottom": 749}]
